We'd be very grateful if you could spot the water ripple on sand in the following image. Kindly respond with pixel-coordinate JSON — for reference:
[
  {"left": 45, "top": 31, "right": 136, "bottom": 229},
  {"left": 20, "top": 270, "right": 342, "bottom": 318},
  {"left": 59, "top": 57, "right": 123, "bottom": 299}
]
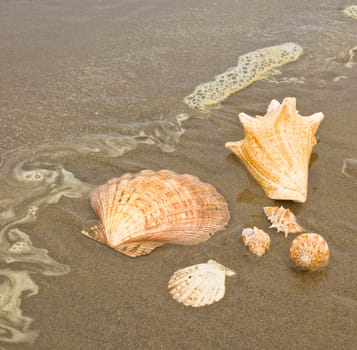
[
  {"left": 342, "top": 159, "right": 357, "bottom": 182},
  {"left": 0, "top": 114, "right": 188, "bottom": 344}
]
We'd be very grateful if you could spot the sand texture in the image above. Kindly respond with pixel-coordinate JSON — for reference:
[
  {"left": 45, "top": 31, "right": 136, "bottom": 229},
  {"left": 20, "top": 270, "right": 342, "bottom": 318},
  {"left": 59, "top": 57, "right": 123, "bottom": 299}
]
[{"left": 0, "top": 0, "right": 356, "bottom": 349}]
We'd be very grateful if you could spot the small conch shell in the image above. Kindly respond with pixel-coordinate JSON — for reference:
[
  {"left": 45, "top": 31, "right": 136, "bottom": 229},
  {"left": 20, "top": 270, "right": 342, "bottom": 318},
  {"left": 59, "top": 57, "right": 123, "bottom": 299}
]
[
  {"left": 83, "top": 170, "right": 230, "bottom": 257},
  {"left": 168, "top": 260, "right": 235, "bottom": 307},
  {"left": 263, "top": 206, "right": 304, "bottom": 238},
  {"left": 225, "top": 97, "right": 324, "bottom": 202},
  {"left": 290, "top": 233, "right": 330, "bottom": 271},
  {"left": 241, "top": 227, "right": 270, "bottom": 257}
]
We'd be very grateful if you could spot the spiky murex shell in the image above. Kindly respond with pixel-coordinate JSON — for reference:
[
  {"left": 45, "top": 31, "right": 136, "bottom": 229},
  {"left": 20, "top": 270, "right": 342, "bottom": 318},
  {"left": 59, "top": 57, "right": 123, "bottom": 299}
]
[{"left": 242, "top": 227, "right": 270, "bottom": 257}]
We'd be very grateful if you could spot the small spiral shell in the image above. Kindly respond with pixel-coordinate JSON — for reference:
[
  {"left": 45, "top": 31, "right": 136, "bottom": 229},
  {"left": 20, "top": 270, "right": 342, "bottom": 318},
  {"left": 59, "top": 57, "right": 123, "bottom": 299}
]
[
  {"left": 242, "top": 227, "right": 270, "bottom": 257},
  {"left": 290, "top": 233, "right": 329, "bottom": 271}
]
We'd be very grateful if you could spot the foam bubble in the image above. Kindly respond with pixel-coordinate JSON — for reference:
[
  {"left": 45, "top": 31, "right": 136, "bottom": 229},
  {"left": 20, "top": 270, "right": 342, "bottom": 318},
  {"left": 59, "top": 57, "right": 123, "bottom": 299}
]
[
  {"left": 2, "top": 160, "right": 92, "bottom": 218},
  {"left": 344, "top": 46, "right": 357, "bottom": 68},
  {"left": 344, "top": 5, "right": 357, "bottom": 19},
  {"left": 333, "top": 76, "right": 348, "bottom": 82},
  {"left": 77, "top": 113, "right": 189, "bottom": 156},
  {"left": 0, "top": 212, "right": 70, "bottom": 344},
  {"left": 0, "top": 229, "right": 70, "bottom": 276},
  {"left": 0, "top": 112, "right": 189, "bottom": 343},
  {"left": 22, "top": 171, "right": 44, "bottom": 182},
  {"left": 0, "top": 158, "right": 84, "bottom": 343},
  {"left": 8, "top": 241, "right": 30, "bottom": 255},
  {"left": 265, "top": 75, "right": 305, "bottom": 85},
  {"left": 0, "top": 270, "right": 39, "bottom": 344},
  {"left": 324, "top": 46, "right": 357, "bottom": 79},
  {"left": 0, "top": 114, "right": 188, "bottom": 230},
  {"left": 342, "top": 159, "right": 357, "bottom": 181},
  {"left": 184, "top": 43, "right": 303, "bottom": 111}
]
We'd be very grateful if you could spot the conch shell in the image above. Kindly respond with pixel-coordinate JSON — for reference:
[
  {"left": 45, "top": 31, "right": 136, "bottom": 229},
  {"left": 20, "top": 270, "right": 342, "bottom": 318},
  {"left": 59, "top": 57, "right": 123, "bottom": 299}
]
[
  {"left": 225, "top": 97, "right": 324, "bottom": 202},
  {"left": 263, "top": 206, "right": 304, "bottom": 238},
  {"left": 168, "top": 260, "right": 235, "bottom": 307},
  {"left": 82, "top": 170, "right": 230, "bottom": 257},
  {"left": 290, "top": 233, "right": 330, "bottom": 271},
  {"left": 241, "top": 227, "right": 270, "bottom": 257}
]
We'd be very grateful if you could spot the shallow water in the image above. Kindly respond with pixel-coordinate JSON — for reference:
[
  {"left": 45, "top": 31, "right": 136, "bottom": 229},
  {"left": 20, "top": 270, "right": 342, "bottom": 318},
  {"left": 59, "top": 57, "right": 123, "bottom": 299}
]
[{"left": 0, "top": 0, "right": 356, "bottom": 349}]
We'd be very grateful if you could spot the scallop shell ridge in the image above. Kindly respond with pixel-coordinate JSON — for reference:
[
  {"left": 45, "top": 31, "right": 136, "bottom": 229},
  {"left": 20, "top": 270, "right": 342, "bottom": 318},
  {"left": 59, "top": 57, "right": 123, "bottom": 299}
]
[
  {"left": 85, "top": 170, "right": 230, "bottom": 257},
  {"left": 168, "top": 260, "right": 235, "bottom": 307}
]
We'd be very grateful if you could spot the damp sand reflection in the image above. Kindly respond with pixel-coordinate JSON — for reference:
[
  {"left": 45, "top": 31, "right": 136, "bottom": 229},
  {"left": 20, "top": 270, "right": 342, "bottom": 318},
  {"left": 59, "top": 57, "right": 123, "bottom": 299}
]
[{"left": 0, "top": 114, "right": 188, "bottom": 344}]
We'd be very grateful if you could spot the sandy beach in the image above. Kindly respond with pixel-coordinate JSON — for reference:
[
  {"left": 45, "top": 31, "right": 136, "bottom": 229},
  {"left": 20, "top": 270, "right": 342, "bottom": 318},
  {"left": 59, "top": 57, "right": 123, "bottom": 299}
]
[{"left": 0, "top": 1, "right": 356, "bottom": 349}]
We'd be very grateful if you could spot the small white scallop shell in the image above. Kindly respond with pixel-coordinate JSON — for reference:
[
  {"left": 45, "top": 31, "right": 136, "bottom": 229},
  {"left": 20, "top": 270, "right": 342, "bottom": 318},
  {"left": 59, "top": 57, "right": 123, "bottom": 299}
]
[
  {"left": 168, "top": 260, "right": 235, "bottom": 307},
  {"left": 290, "top": 233, "right": 330, "bottom": 271},
  {"left": 242, "top": 227, "right": 270, "bottom": 257}
]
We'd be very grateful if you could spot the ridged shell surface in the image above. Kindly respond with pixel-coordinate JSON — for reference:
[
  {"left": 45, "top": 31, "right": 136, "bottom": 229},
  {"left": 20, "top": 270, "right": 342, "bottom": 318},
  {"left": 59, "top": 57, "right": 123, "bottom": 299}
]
[
  {"left": 225, "top": 97, "right": 324, "bottom": 202},
  {"left": 264, "top": 206, "right": 304, "bottom": 238},
  {"left": 85, "top": 170, "right": 230, "bottom": 257},
  {"left": 290, "top": 233, "right": 329, "bottom": 271},
  {"left": 168, "top": 260, "right": 235, "bottom": 307},
  {"left": 242, "top": 227, "right": 270, "bottom": 257}
]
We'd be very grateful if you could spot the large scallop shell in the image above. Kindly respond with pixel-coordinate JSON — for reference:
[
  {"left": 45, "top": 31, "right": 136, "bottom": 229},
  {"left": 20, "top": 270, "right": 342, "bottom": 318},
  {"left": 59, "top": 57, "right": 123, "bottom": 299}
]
[
  {"left": 290, "top": 233, "right": 330, "bottom": 271},
  {"left": 83, "top": 170, "right": 230, "bottom": 257},
  {"left": 242, "top": 227, "right": 270, "bottom": 257},
  {"left": 168, "top": 260, "right": 235, "bottom": 307},
  {"left": 263, "top": 206, "right": 304, "bottom": 238},
  {"left": 225, "top": 97, "right": 324, "bottom": 202}
]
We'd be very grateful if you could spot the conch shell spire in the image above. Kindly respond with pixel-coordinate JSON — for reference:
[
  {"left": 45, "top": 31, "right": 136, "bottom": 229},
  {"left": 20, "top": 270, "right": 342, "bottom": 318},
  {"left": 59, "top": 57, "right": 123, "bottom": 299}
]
[{"left": 225, "top": 97, "right": 324, "bottom": 202}]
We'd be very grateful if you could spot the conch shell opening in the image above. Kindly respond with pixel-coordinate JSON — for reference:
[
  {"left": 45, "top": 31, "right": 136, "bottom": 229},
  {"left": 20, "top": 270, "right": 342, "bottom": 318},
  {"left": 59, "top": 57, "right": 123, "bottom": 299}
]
[{"left": 225, "top": 97, "right": 324, "bottom": 203}]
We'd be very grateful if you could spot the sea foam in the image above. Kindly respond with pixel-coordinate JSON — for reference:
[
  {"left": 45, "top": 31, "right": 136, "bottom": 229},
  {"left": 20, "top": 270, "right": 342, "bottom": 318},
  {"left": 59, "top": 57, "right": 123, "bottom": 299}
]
[{"left": 184, "top": 43, "right": 303, "bottom": 111}]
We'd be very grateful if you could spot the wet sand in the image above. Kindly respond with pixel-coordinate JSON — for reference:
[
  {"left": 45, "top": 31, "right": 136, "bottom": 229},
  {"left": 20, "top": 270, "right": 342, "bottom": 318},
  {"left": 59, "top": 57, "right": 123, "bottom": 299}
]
[{"left": 0, "top": 0, "right": 356, "bottom": 349}]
